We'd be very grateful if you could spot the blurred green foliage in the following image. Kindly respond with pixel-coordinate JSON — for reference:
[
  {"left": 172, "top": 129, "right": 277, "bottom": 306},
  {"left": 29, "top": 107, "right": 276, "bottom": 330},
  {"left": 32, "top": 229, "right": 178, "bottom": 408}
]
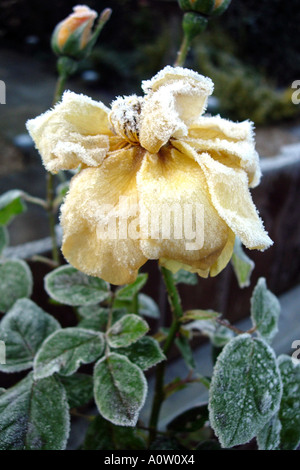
[
  {"left": 1, "top": 0, "right": 299, "bottom": 124},
  {"left": 193, "top": 33, "right": 299, "bottom": 125},
  {"left": 221, "top": 0, "right": 300, "bottom": 86}
]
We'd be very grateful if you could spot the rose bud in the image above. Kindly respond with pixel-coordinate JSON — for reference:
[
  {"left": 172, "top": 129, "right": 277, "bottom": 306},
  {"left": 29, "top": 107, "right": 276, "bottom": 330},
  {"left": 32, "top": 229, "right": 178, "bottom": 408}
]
[
  {"left": 178, "top": 0, "right": 231, "bottom": 17},
  {"left": 51, "top": 5, "right": 98, "bottom": 59}
]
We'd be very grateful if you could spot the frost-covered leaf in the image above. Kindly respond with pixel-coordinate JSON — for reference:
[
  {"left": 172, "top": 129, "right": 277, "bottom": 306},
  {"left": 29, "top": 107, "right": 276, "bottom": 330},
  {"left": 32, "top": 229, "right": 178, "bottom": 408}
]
[
  {"left": 184, "top": 319, "right": 216, "bottom": 336},
  {"left": 257, "top": 414, "right": 281, "bottom": 450},
  {"left": 175, "top": 334, "right": 196, "bottom": 370},
  {"left": 82, "top": 415, "right": 146, "bottom": 450},
  {"left": 181, "top": 310, "right": 220, "bottom": 323},
  {"left": 173, "top": 269, "right": 198, "bottom": 285},
  {"left": 78, "top": 306, "right": 126, "bottom": 332},
  {"left": 115, "top": 273, "right": 148, "bottom": 301},
  {"left": 0, "top": 298, "right": 60, "bottom": 373},
  {"left": 0, "top": 190, "right": 26, "bottom": 226},
  {"left": 34, "top": 327, "right": 105, "bottom": 379},
  {"left": 212, "top": 325, "right": 235, "bottom": 348},
  {"left": 167, "top": 403, "right": 209, "bottom": 433},
  {"left": 94, "top": 352, "right": 147, "bottom": 426},
  {"left": 106, "top": 314, "right": 149, "bottom": 348},
  {"left": 116, "top": 336, "right": 165, "bottom": 370},
  {"left": 0, "top": 388, "right": 5, "bottom": 396},
  {"left": 278, "top": 355, "right": 300, "bottom": 450},
  {"left": 59, "top": 373, "right": 93, "bottom": 409},
  {"left": 0, "top": 372, "right": 70, "bottom": 450},
  {"left": 231, "top": 237, "right": 254, "bottom": 288},
  {"left": 0, "top": 226, "right": 9, "bottom": 255},
  {"left": 113, "top": 292, "right": 160, "bottom": 319},
  {"left": 138, "top": 294, "right": 160, "bottom": 318},
  {"left": 184, "top": 319, "right": 233, "bottom": 347},
  {"left": 251, "top": 278, "right": 280, "bottom": 344},
  {"left": 45, "top": 265, "right": 110, "bottom": 306},
  {"left": 209, "top": 334, "right": 282, "bottom": 448},
  {"left": 0, "top": 259, "right": 33, "bottom": 312},
  {"left": 78, "top": 305, "right": 109, "bottom": 320}
]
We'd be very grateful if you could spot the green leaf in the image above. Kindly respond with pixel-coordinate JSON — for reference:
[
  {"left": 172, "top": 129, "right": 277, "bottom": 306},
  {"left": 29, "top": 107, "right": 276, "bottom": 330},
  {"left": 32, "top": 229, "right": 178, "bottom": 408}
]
[
  {"left": 106, "top": 314, "right": 149, "bottom": 348},
  {"left": 0, "top": 190, "right": 26, "bottom": 226},
  {"left": 0, "top": 259, "right": 33, "bottom": 312},
  {"left": 0, "top": 373, "right": 70, "bottom": 450},
  {"left": 115, "top": 273, "right": 148, "bottom": 301},
  {"left": 59, "top": 373, "right": 93, "bottom": 409},
  {"left": 212, "top": 325, "right": 235, "bottom": 348},
  {"left": 181, "top": 309, "right": 220, "bottom": 323},
  {"left": 82, "top": 415, "right": 146, "bottom": 450},
  {"left": 175, "top": 334, "right": 196, "bottom": 370},
  {"left": 138, "top": 294, "right": 160, "bottom": 318},
  {"left": 250, "top": 278, "right": 280, "bottom": 344},
  {"left": 94, "top": 352, "right": 147, "bottom": 426},
  {"left": 231, "top": 238, "right": 254, "bottom": 288},
  {"left": 78, "top": 306, "right": 126, "bottom": 332},
  {"left": 34, "top": 327, "right": 105, "bottom": 379},
  {"left": 116, "top": 336, "right": 165, "bottom": 370},
  {"left": 257, "top": 414, "right": 281, "bottom": 450},
  {"left": 183, "top": 319, "right": 233, "bottom": 347},
  {"left": 45, "top": 265, "right": 110, "bottom": 306},
  {"left": 167, "top": 403, "right": 209, "bottom": 433},
  {"left": 209, "top": 334, "right": 282, "bottom": 448},
  {"left": 0, "top": 298, "right": 60, "bottom": 373},
  {"left": 277, "top": 355, "right": 300, "bottom": 450},
  {"left": 78, "top": 305, "right": 109, "bottom": 320},
  {"left": 113, "top": 293, "right": 160, "bottom": 319},
  {"left": 0, "top": 226, "right": 9, "bottom": 255},
  {"left": 173, "top": 269, "right": 198, "bottom": 285}
]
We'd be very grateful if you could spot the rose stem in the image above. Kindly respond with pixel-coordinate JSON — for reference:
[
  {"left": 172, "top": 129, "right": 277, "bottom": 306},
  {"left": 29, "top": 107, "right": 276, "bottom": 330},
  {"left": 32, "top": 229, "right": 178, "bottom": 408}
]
[
  {"left": 148, "top": 266, "right": 184, "bottom": 445},
  {"left": 46, "top": 73, "right": 68, "bottom": 264}
]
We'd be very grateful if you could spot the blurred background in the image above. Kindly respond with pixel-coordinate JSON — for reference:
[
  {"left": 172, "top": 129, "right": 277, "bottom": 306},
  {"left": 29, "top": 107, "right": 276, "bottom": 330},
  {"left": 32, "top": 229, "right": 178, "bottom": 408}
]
[{"left": 1, "top": 0, "right": 300, "bottom": 325}]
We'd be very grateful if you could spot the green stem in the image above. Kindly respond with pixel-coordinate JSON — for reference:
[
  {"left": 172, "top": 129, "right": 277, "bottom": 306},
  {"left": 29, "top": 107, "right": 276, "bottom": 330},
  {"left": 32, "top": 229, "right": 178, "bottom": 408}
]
[
  {"left": 160, "top": 267, "right": 183, "bottom": 321},
  {"left": 174, "top": 33, "right": 191, "bottom": 67},
  {"left": 31, "top": 255, "right": 59, "bottom": 268},
  {"left": 132, "top": 293, "right": 139, "bottom": 315},
  {"left": 148, "top": 267, "right": 184, "bottom": 445},
  {"left": 21, "top": 192, "right": 48, "bottom": 209},
  {"left": 215, "top": 317, "right": 244, "bottom": 335},
  {"left": 53, "top": 74, "right": 67, "bottom": 106},
  {"left": 46, "top": 172, "right": 60, "bottom": 264},
  {"left": 105, "top": 292, "right": 115, "bottom": 356}
]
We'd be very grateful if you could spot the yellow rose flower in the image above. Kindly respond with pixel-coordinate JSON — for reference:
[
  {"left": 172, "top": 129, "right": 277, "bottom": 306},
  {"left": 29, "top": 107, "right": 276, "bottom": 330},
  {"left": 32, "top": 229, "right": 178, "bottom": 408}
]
[{"left": 26, "top": 66, "right": 272, "bottom": 285}]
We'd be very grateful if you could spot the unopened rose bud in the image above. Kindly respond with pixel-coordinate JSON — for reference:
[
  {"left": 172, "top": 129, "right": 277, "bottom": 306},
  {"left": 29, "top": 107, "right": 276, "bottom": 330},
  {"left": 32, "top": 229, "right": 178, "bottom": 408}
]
[
  {"left": 178, "top": 0, "right": 231, "bottom": 16},
  {"left": 211, "top": 0, "right": 231, "bottom": 16},
  {"left": 183, "top": 12, "right": 208, "bottom": 41},
  {"left": 51, "top": 5, "right": 98, "bottom": 59},
  {"left": 178, "top": 0, "right": 215, "bottom": 15},
  {"left": 99, "top": 8, "right": 112, "bottom": 25}
]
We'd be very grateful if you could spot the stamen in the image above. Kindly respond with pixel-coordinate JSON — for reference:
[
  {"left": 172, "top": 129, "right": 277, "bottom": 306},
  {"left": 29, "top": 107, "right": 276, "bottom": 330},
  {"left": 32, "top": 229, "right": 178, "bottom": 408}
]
[{"left": 109, "top": 95, "right": 143, "bottom": 145}]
